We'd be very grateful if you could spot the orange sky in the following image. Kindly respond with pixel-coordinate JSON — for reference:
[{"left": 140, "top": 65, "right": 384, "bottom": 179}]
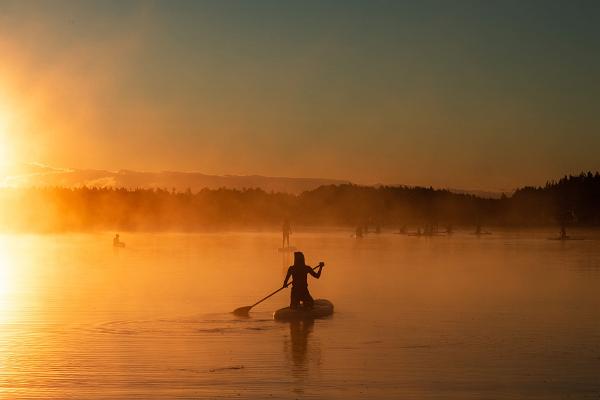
[{"left": 0, "top": 1, "right": 599, "bottom": 191}]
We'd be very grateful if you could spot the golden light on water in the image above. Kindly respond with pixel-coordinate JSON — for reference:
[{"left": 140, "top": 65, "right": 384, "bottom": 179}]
[
  {"left": 0, "top": 236, "right": 20, "bottom": 296},
  {"left": 0, "top": 2, "right": 597, "bottom": 397},
  {"left": 0, "top": 237, "right": 18, "bottom": 328}
]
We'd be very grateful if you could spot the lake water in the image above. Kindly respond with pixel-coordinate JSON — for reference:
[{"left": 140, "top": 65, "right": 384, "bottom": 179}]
[{"left": 0, "top": 229, "right": 599, "bottom": 399}]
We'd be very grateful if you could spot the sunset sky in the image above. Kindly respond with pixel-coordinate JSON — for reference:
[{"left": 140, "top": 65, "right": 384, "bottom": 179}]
[{"left": 0, "top": 0, "right": 598, "bottom": 190}]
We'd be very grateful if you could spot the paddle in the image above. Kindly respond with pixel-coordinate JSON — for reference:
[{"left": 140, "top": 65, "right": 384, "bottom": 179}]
[{"left": 233, "top": 263, "right": 324, "bottom": 316}]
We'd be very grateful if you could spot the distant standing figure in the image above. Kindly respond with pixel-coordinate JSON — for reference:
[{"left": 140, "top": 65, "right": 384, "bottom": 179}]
[
  {"left": 282, "top": 219, "right": 292, "bottom": 248},
  {"left": 283, "top": 252, "right": 324, "bottom": 309}
]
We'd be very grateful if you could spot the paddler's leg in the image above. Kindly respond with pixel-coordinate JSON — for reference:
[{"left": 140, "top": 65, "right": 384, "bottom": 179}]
[
  {"left": 290, "top": 286, "right": 301, "bottom": 309},
  {"left": 301, "top": 288, "right": 314, "bottom": 309}
]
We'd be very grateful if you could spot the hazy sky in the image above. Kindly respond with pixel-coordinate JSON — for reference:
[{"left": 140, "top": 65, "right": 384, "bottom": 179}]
[{"left": 0, "top": 0, "right": 598, "bottom": 190}]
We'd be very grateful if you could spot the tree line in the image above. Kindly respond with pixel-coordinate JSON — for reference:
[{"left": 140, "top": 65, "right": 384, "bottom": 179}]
[{"left": 0, "top": 172, "right": 598, "bottom": 232}]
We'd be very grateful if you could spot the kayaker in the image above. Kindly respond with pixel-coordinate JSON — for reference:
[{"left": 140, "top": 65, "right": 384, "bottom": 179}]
[{"left": 283, "top": 252, "right": 324, "bottom": 309}]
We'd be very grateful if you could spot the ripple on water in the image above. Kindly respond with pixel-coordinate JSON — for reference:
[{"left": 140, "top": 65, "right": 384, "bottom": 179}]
[{"left": 86, "top": 313, "right": 279, "bottom": 337}]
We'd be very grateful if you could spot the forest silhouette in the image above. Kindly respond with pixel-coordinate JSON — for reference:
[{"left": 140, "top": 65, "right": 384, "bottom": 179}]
[{"left": 0, "top": 172, "right": 598, "bottom": 232}]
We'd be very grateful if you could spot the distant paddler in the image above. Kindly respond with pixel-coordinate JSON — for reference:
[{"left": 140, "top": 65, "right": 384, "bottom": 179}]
[
  {"left": 283, "top": 252, "right": 324, "bottom": 309},
  {"left": 282, "top": 218, "right": 292, "bottom": 249},
  {"left": 559, "top": 224, "right": 569, "bottom": 240},
  {"left": 355, "top": 226, "right": 363, "bottom": 238},
  {"left": 113, "top": 233, "right": 125, "bottom": 248}
]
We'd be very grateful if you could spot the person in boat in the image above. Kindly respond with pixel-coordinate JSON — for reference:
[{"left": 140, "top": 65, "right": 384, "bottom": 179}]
[
  {"left": 560, "top": 224, "right": 568, "bottom": 240},
  {"left": 355, "top": 226, "right": 363, "bottom": 238},
  {"left": 282, "top": 218, "right": 291, "bottom": 248},
  {"left": 113, "top": 234, "right": 123, "bottom": 247},
  {"left": 283, "top": 252, "right": 324, "bottom": 309}
]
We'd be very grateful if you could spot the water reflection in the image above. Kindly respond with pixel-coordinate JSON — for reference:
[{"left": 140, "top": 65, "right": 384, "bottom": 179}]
[
  {"left": 289, "top": 319, "right": 314, "bottom": 367},
  {"left": 282, "top": 319, "right": 318, "bottom": 395},
  {"left": 0, "top": 231, "right": 599, "bottom": 399}
]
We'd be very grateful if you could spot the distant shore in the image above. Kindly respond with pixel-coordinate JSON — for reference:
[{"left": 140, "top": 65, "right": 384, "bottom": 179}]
[{"left": 0, "top": 172, "right": 598, "bottom": 232}]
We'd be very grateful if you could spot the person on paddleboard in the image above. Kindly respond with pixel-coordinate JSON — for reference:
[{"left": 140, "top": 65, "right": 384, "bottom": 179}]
[
  {"left": 282, "top": 218, "right": 292, "bottom": 248},
  {"left": 283, "top": 252, "right": 324, "bottom": 309}
]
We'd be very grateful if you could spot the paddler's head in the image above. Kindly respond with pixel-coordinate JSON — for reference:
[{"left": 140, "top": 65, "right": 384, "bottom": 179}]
[{"left": 293, "top": 251, "right": 305, "bottom": 267}]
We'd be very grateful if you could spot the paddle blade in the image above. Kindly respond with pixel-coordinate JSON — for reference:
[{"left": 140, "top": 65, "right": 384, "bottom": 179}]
[{"left": 233, "top": 306, "right": 252, "bottom": 316}]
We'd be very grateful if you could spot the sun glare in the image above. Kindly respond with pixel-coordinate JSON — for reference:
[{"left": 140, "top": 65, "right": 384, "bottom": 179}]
[{"left": 0, "top": 104, "right": 15, "bottom": 175}]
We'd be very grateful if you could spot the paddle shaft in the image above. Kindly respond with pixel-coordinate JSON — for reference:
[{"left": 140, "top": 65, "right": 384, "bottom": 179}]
[{"left": 250, "top": 264, "right": 322, "bottom": 309}]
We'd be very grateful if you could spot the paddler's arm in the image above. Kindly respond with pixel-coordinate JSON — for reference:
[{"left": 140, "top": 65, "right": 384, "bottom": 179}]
[
  {"left": 308, "top": 262, "right": 325, "bottom": 278},
  {"left": 283, "top": 267, "right": 292, "bottom": 288}
]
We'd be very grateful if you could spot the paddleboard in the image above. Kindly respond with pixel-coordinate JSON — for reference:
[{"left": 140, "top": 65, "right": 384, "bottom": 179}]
[
  {"left": 278, "top": 246, "right": 297, "bottom": 252},
  {"left": 547, "top": 237, "right": 585, "bottom": 241},
  {"left": 113, "top": 242, "right": 126, "bottom": 248},
  {"left": 273, "top": 299, "right": 334, "bottom": 321}
]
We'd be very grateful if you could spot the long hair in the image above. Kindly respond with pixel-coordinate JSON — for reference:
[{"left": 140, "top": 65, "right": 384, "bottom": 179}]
[{"left": 293, "top": 251, "right": 305, "bottom": 267}]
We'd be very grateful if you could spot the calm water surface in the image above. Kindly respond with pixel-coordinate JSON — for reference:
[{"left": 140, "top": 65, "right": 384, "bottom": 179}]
[{"left": 0, "top": 230, "right": 599, "bottom": 399}]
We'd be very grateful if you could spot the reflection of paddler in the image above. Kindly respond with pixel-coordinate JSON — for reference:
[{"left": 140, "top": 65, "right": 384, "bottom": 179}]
[{"left": 290, "top": 319, "right": 314, "bottom": 366}]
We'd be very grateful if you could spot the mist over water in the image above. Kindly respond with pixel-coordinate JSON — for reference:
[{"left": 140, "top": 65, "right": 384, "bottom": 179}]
[{"left": 0, "top": 230, "right": 599, "bottom": 399}]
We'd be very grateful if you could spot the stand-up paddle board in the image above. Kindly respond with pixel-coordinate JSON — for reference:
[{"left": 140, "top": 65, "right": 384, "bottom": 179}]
[{"left": 273, "top": 299, "right": 334, "bottom": 320}]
